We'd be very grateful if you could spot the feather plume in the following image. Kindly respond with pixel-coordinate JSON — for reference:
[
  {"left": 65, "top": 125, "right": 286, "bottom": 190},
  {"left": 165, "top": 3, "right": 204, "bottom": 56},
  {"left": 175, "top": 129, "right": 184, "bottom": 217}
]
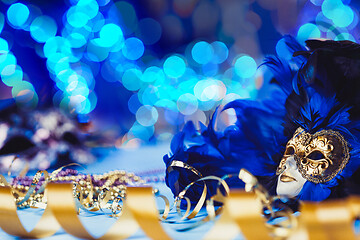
[{"left": 164, "top": 36, "right": 360, "bottom": 202}]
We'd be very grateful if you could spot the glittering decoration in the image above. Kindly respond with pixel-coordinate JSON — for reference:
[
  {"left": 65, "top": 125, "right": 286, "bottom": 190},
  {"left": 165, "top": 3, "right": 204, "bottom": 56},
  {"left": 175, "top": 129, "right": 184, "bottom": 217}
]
[
  {"left": 0, "top": 106, "right": 95, "bottom": 172},
  {"left": 7, "top": 164, "right": 360, "bottom": 239},
  {"left": 10, "top": 168, "right": 144, "bottom": 210}
]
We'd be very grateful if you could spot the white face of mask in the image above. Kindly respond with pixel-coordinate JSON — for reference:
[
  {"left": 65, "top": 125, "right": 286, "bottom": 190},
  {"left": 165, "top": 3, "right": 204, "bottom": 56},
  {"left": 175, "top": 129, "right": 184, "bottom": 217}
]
[{"left": 276, "top": 156, "right": 307, "bottom": 197}]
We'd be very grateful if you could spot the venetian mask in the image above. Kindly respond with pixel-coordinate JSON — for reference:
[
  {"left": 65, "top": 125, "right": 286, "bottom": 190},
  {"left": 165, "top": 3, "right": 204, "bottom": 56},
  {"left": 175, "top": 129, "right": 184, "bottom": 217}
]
[
  {"left": 276, "top": 127, "right": 350, "bottom": 196},
  {"left": 276, "top": 155, "right": 307, "bottom": 197}
]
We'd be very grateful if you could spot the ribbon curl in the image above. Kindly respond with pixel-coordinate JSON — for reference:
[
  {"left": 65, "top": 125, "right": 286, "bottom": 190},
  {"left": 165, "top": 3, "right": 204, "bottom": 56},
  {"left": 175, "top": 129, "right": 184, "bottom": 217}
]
[{"left": 0, "top": 169, "right": 360, "bottom": 239}]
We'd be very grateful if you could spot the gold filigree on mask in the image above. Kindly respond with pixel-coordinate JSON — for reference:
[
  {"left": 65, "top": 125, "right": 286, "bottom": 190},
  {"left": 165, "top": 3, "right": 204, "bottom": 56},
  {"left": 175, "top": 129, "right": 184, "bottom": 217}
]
[{"left": 276, "top": 127, "right": 350, "bottom": 183}]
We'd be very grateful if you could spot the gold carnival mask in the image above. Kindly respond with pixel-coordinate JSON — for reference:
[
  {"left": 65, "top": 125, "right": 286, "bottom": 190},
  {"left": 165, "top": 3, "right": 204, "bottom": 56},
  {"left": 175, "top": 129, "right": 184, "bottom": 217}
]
[{"left": 276, "top": 127, "right": 350, "bottom": 183}]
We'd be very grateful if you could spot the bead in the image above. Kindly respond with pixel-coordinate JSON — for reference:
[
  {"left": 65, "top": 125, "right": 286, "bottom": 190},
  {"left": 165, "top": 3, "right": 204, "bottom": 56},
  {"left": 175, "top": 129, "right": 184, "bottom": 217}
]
[{"left": 9, "top": 168, "right": 149, "bottom": 212}]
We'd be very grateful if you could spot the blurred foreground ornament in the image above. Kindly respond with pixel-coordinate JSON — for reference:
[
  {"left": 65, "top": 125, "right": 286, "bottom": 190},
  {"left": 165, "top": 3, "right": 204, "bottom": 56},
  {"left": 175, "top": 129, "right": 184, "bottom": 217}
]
[{"left": 0, "top": 101, "right": 96, "bottom": 172}]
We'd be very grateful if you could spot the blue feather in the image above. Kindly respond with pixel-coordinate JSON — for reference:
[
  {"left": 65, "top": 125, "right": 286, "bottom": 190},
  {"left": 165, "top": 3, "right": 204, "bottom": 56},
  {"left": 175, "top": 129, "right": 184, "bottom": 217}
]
[
  {"left": 164, "top": 36, "right": 360, "bottom": 202},
  {"left": 298, "top": 180, "right": 333, "bottom": 201},
  {"left": 282, "top": 35, "right": 308, "bottom": 61},
  {"left": 261, "top": 56, "right": 295, "bottom": 96}
]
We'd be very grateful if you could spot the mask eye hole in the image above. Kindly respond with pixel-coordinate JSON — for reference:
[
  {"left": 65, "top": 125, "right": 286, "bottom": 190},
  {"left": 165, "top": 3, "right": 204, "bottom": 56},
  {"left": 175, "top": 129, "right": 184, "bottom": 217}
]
[
  {"left": 285, "top": 146, "right": 295, "bottom": 155},
  {"left": 308, "top": 151, "right": 325, "bottom": 160}
]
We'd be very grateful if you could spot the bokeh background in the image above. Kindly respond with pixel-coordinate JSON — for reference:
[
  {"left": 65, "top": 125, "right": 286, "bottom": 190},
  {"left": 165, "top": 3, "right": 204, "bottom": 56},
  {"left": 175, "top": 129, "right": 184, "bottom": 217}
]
[{"left": 0, "top": 0, "right": 359, "bottom": 148}]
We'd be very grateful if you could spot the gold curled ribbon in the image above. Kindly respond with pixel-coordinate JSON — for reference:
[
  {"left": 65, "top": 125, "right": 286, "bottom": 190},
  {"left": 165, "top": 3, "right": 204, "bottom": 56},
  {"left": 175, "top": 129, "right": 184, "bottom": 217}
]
[
  {"left": 175, "top": 181, "right": 207, "bottom": 220},
  {"left": 168, "top": 160, "right": 203, "bottom": 178},
  {"left": 0, "top": 185, "right": 60, "bottom": 238},
  {"left": 167, "top": 161, "right": 276, "bottom": 234},
  {"left": 0, "top": 183, "right": 287, "bottom": 240},
  {"left": 0, "top": 183, "right": 173, "bottom": 239},
  {"left": 300, "top": 197, "right": 360, "bottom": 240},
  {"left": 168, "top": 160, "right": 230, "bottom": 220},
  {"left": 47, "top": 183, "right": 138, "bottom": 240},
  {"left": 126, "top": 187, "right": 172, "bottom": 240},
  {"left": 0, "top": 174, "right": 9, "bottom": 187},
  {"left": 205, "top": 190, "right": 272, "bottom": 240},
  {"left": 168, "top": 160, "right": 208, "bottom": 221},
  {"left": 2, "top": 160, "right": 360, "bottom": 240},
  {"left": 167, "top": 160, "right": 203, "bottom": 194},
  {"left": 2, "top": 182, "right": 360, "bottom": 239},
  {"left": 171, "top": 175, "right": 230, "bottom": 232},
  {"left": 48, "top": 184, "right": 173, "bottom": 240},
  {"left": 156, "top": 193, "right": 170, "bottom": 220}
]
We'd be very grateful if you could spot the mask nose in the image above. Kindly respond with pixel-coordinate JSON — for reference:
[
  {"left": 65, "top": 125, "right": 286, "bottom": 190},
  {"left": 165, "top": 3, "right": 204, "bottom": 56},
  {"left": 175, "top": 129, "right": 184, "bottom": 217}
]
[{"left": 285, "top": 156, "right": 297, "bottom": 170}]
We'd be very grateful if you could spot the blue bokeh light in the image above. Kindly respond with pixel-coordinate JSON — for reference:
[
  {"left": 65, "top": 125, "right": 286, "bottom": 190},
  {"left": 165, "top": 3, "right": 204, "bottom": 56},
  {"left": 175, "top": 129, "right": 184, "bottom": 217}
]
[
  {"left": 296, "top": 23, "right": 321, "bottom": 44},
  {"left": 129, "top": 122, "right": 154, "bottom": 142},
  {"left": 7, "top": 3, "right": 30, "bottom": 28},
  {"left": 16, "top": 90, "right": 38, "bottom": 109},
  {"left": 56, "top": 69, "right": 73, "bottom": 90},
  {"left": 0, "top": 52, "right": 16, "bottom": 70},
  {"left": 47, "top": 53, "right": 69, "bottom": 75},
  {"left": 140, "top": 86, "right": 159, "bottom": 106},
  {"left": 178, "top": 79, "right": 196, "bottom": 94},
  {"left": 164, "top": 108, "right": 183, "bottom": 125},
  {"left": 0, "top": 37, "right": 9, "bottom": 53},
  {"left": 1, "top": 64, "right": 22, "bottom": 87},
  {"left": 322, "top": 0, "right": 343, "bottom": 20},
  {"left": 0, "top": 13, "right": 5, "bottom": 34},
  {"left": 65, "top": 75, "right": 89, "bottom": 97},
  {"left": 86, "top": 40, "right": 109, "bottom": 62},
  {"left": 0, "top": 24, "right": 39, "bottom": 110},
  {"left": 30, "top": 16, "right": 57, "bottom": 43},
  {"left": 66, "top": 33, "right": 86, "bottom": 48},
  {"left": 315, "top": 12, "right": 332, "bottom": 32},
  {"left": 109, "top": 1, "right": 138, "bottom": 35},
  {"left": 211, "top": 41, "right": 228, "bottom": 64},
  {"left": 194, "top": 79, "right": 226, "bottom": 102},
  {"left": 11, "top": 81, "right": 34, "bottom": 99},
  {"left": 76, "top": 0, "right": 99, "bottom": 19},
  {"left": 93, "top": 23, "right": 124, "bottom": 48},
  {"left": 75, "top": 97, "right": 92, "bottom": 115},
  {"left": 163, "top": 55, "right": 186, "bottom": 78},
  {"left": 67, "top": 6, "right": 89, "bottom": 28},
  {"left": 122, "top": 37, "right": 144, "bottom": 60},
  {"left": 128, "top": 93, "right": 142, "bottom": 114},
  {"left": 88, "top": 12, "right": 105, "bottom": 32},
  {"left": 177, "top": 93, "right": 198, "bottom": 115},
  {"left": 122, "top": 68, "right": 142, "bottom": 91},
  {"left": 155, "top": 99, "right": 177, "bottom": 112},
  {"left": 88, "top": 92, "right": 97, "bottom": 113},
  {"left": 332, "top": 5, "right": 354, "bottom": 27},
  {"left": 234, "top": 55, "right": 257, "bottom": 78},
  {"left": 136, "top": 105, "right": 159, "bottom": 126},
  {"left": 325, "top": 26, "right": 355, "bottom": 41},
  {"left": 321, "top": 0, "right": 354, "bottom": 27},
  {"left": 191, "top": 41, "right": 214, "bottom": 65},
  {"left": 202, "top": 62, "right": 218, "bottom": 77},
  {"left": 0, "top": 0, "right": 277, "bottom": 142},
  {"left": 333, "top": 32, "right": 355, "bottom": 41},
  {"left": 142, "top": 66, "right": 164, "bottom": 83}
]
